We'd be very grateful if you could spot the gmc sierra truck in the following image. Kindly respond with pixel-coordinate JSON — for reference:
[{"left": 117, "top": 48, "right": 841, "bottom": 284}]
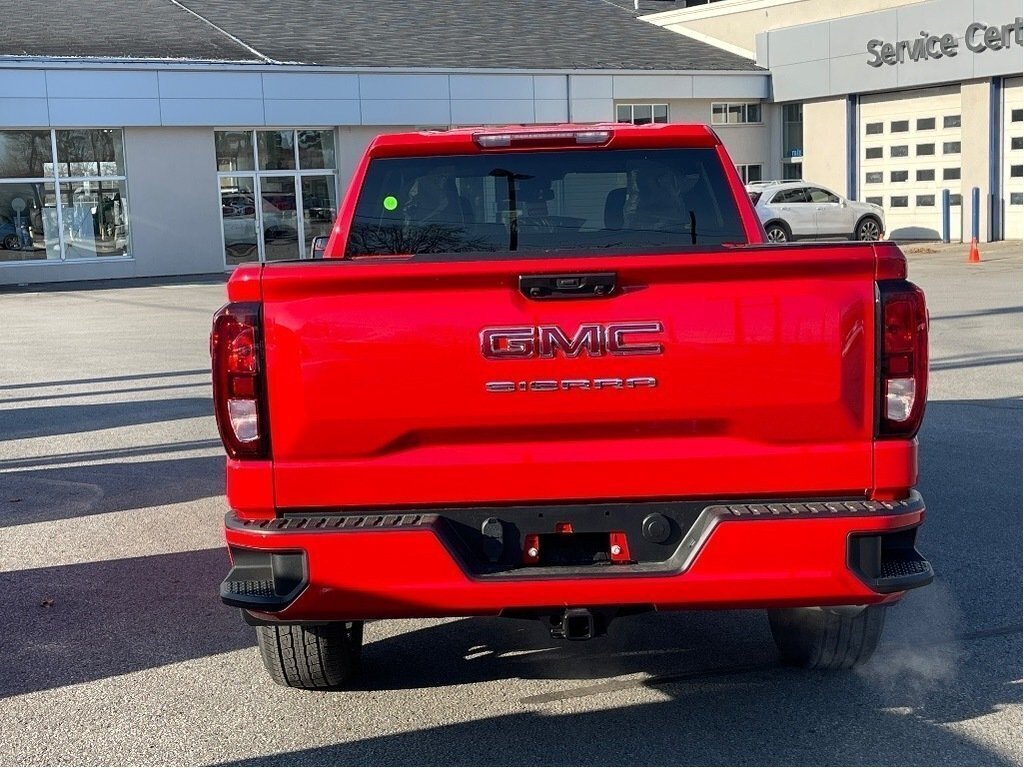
[{"left": 212, "top": 123, "right": 933, "bottom": 690}]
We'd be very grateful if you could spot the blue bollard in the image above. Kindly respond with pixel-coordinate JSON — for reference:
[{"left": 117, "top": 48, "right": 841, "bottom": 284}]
[{"left": 941, "top": 189, "right": 950, "bottom": 244}]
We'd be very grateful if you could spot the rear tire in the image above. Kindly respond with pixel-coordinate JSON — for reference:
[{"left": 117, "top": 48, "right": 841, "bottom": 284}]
[
  {"left": 768, "top": 605, "right": 885, "bottom": 669},
  {"left": 764, "top": 222, "right": 790, "bottom": 243},
  {"left": 256, "top": 621, "right": 364, "bottom": 689}
]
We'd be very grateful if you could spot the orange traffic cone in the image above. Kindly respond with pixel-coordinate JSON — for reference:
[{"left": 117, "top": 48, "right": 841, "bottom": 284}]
[{"left": 968, "top": 237, "right": 981, "bottom": 263}]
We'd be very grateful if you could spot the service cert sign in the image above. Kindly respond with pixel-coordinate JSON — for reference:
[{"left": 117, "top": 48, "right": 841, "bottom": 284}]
[{"left": 867, "top": 17, "right": 1023, "bottom": 66}]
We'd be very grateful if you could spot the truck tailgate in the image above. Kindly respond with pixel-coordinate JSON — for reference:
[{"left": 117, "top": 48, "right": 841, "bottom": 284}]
[{"left": 260, "top": 245, "right": 877, "bottom": 508}]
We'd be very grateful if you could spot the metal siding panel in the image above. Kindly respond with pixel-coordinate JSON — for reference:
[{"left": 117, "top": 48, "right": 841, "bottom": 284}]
[
  {"left": 971, "top": 43, "right": 1024, "bottom": 79},
  {"left": 569, "top": 98, "right": 613, "bottom": 122},
  {"left": 767, "top": 23, "right": 829, "bottom": 68},
  {"left": 829, "top": 10, "right": 899, "bottom": 59},
  {"left": 48, "top": 98, "right": 162, "bottom": 126},
  {"left": 159, "top": 98, "right": 266, "bottom": 126},
  {"left": 769, "top": 62, "right": 830, "bottom": 103},
  {"left": 896, "top": 45, "right": 975, "bottom": 88},
  {"left": 261, "top": 73, "right": 359, "bottom": 100},
  {"left": 533, "top": 75, "right": 567, "bottom": 100},
  {"left": 449, "top": 75, "right": 533, "bottom": 100},
  {"left": 830, "top": 52, "right": 898, "bottom": 98},
  {"left": 360, "top": 99, "right": 450, "bottom": 125},
  {"left": 692, "top": 75, "right": 767, "bottom": 99},
  {"left": 978, "top": 0, "right": 1023, "bottom": 19},
  {"left": 0, "top": 70, "right": 46, "bottom": 98},
  {"left": 755, "top": 33, "right": 769, "bottom": 68},
  {"left": 263, "top": 99, "right": 361, "bottom": 126},
  {"left": 45, "top": 70, "right": 158, "bottom": 99},
  {"left": 569, "top": 75, "right": 613, "bottom": 99},
  {"left": 157, "top": 71, "right": 263, "bottom": 99},
  {"left": 0, "top": 98, "right": 50, "bottom": 126},
  {"left": 358, "top": 74, "right": 449, "bottom": 100},
  {"left": 897, "top": 0, "right": 975, "bottom": 42},
  {"left": 450, "top": 99, "right": 535, "bottom": 125},
  {"left": 534, "top": 98, "right": 569, "bottom": 123},
  {"left": 612, "top": 75, "right": 693, "bottom": 99}
]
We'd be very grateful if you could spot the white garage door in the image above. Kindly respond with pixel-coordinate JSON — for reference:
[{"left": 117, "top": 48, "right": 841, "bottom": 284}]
[
  {"left": 1003, "top": 76, "right": 1023, "bottom": 241},
  {"left": 859, "top": 86, "right": 963, "bottom": 241}
]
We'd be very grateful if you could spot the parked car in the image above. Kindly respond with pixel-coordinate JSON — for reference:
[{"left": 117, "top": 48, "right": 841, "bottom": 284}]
[
  {"left": 747, "top": 180, "right": 885, "bottom": 243},
  {"left": 0, "top": 215, "right": 20, "bottom": 250}
]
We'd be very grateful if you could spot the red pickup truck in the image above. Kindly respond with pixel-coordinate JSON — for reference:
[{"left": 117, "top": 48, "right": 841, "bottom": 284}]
[{"left": 212, "top": 123, "right": 932, "bottom": 690}]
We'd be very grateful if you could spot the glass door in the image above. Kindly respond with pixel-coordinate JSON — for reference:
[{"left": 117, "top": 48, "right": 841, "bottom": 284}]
[
  {"left": 220, "top": 176, "right": 259, "bottom": 266},
  {"left": 258, "top": 175, "right": 299, "bottom": 262},
  {"left": 300, "top": 175, "right": 338, "bottom": 257}
]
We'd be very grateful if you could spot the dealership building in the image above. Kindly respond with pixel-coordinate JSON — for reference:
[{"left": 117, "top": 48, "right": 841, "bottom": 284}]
[{"left": 0, "top": 0, "right": 1019, "bottom": 285}]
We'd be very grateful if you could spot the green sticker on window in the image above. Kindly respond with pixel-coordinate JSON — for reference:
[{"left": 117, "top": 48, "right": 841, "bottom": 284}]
[{"left": 383, "top": 195, "right": 398, "bottom": 211}]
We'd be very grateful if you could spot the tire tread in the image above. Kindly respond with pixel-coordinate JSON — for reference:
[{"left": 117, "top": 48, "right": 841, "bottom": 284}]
[
  {"left": 768, "top": 606, "right": 885, "bottom": 670},
  {"left": 255, "top": 622, "right": 362, "bottom": 689}
]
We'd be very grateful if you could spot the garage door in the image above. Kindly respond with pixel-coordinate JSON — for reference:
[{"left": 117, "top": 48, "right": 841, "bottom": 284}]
[
  {"left": 1003, "top": 76, "right": 1023, "bottom": 241},
  {"left": 859, "top": 86, "right": 962, "bottom": 241}
]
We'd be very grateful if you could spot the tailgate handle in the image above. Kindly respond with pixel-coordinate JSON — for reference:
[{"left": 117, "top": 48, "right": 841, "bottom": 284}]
[{"left": 519, "top": 273, "right": 616, "bottom": 300}]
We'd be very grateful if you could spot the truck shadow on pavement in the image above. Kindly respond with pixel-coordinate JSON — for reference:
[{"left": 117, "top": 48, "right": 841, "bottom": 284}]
[
  {"left": 0, "top": 453, "right": 224, "bottom": 526},
  {"left": 0, "top": 396, "right": 213, "bottom": 441},
  {"left": 0, "top": 547, "right": 249, "bottom": 699}
]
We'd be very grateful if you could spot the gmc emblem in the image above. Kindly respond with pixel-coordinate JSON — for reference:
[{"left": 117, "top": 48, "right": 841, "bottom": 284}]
[{"left": 480, "top": 322, "right": 664, "bottom": 359}]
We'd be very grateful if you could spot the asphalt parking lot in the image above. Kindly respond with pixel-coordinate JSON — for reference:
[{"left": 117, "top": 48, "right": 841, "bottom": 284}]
[{"left": 1, "top": 241, "right": 1021, "bottom": 766}]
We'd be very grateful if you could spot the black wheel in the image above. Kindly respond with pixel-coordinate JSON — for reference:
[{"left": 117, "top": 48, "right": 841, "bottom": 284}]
[
  {"left": 855, "top": 217, "right": 882, "bottom": 241},
  {"left": 256, "top": 621, "right": 364, "bottom": 689},
  {"left": 768, "top": 605, "right": 885, "bottom": 669},
  {"left": 764, "top": 222, "right": 790, "bottom": 243},
  {"left": 2, "top": 234, "right": 19, "bottom": 250}
]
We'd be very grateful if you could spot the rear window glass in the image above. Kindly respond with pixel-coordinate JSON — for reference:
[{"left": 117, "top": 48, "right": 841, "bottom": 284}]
[{"left": 345, "top": 148, "right": 746, "bottom": 257}]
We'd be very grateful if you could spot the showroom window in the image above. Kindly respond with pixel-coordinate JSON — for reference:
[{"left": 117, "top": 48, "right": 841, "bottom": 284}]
[
  {"left": 616, "top": 104, "right": 669, "bottom": 125},
  {"left": 736, "top": 164, "right": 762, "bottom": 183},
  {"left": 0, "top": 129, "right": 129, "bottom": 263},
  {"left": 215, "top": 129, "right": 338, "bottom": 265},
  {"left": 712, "top": 103, "right": 762, "bottom": 125}
]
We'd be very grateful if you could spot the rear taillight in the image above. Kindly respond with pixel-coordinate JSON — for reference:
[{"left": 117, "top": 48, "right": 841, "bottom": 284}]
[
  {"left": 211, "top": 302, "right": 268, "bottom": 459},
  {"left": 878, "top": 280, "right": 928, "bottom": 438}
]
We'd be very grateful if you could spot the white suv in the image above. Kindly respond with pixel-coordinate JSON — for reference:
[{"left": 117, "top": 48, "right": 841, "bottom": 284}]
[{"left": 746, "top": 181, "right": 885, "bottom": 243}]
